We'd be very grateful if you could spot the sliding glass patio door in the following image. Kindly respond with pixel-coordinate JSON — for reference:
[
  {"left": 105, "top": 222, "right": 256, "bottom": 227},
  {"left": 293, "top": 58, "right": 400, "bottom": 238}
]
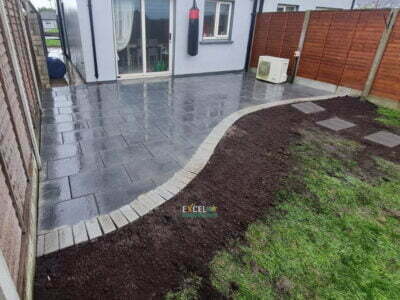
[{"left": 113, "top": 0, "right": 172, "bottom": 78}]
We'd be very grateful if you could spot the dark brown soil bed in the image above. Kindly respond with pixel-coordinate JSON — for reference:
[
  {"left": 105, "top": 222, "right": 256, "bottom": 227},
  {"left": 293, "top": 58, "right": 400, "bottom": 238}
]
[{"left": 34, "top": 96, "right": 400, "bottom": 299}]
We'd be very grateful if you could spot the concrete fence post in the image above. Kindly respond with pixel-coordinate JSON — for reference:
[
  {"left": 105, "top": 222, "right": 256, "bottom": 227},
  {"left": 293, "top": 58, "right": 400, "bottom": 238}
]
[
  {"left": 293, "top": 10, "right": 311, "bottom": 79},
  {"left": 362, "top": 8, "right": 399, "bottom": 98}
]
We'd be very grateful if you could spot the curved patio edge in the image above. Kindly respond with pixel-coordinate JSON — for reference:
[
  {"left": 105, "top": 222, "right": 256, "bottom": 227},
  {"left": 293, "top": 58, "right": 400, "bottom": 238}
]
[{"left": 37, "top": 93, "right": 342, "bottom": 257}]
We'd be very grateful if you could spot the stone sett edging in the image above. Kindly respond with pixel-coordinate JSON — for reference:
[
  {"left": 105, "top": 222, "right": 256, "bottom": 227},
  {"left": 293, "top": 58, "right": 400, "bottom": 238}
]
[{"left": 37, "top": 94, "right": 342, "bottom": 257}]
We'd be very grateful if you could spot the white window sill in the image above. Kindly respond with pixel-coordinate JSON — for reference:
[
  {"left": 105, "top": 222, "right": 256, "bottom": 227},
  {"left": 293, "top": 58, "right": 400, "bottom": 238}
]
[{"left": 200, "top": 39, "right": 234, "bottom": 45}]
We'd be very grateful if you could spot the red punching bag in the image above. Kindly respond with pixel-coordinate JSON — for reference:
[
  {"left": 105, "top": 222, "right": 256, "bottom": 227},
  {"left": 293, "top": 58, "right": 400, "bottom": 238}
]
[{"left": 188, "top": 0, "right": 199, "bottom": 56}]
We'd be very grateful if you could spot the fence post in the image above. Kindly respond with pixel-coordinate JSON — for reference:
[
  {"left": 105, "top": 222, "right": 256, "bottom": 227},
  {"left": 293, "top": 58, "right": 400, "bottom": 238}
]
[
  {"left": 362, "top": 8, "right": 399, "bottom": 98},
  {"left": 293, "top": 10, "right": 311, "bottom": 80}
]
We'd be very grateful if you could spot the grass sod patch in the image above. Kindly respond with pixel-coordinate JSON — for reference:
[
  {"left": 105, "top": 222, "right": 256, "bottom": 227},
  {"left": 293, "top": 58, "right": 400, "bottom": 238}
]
[
  {"left": 376, "top": 107, "right": 400, "bottom": 128},
  {"left": 207, "top": 130, "right": 400, "bottom": 299},
  {"left": 45, "top": 28, "right": 59, "bottom": 33},
  {"left": 165, "top": 275, "right": 202, "bottom": 300},
  {"left": 46, "top": 39, "right": 61, "bottom": 48}
]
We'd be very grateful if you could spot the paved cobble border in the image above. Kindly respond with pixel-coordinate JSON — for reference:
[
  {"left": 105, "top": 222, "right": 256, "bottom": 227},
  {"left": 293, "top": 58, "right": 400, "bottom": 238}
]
[{"left": 36, "top": 94, "right": 341, "bottom": 257}]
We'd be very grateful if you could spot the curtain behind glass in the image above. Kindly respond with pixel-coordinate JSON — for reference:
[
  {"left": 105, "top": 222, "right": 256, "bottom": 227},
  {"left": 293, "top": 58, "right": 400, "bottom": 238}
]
[{"left": 113, "top": 0, "right": 136, "bottom": 51}]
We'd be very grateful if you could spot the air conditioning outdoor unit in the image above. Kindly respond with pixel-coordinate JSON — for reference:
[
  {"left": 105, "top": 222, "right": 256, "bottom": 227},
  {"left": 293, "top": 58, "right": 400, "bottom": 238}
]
[{"left": 256, "top": 56, "right": 289, "bottom": 84}]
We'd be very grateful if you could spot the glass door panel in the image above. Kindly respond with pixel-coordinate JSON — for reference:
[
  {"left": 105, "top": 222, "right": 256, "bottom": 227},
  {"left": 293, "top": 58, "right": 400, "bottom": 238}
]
[
  {"left": 113, "top": 0, "right": 143, "bottom": 75},
  {"left": 217, "top": 3, "right": 231, "bottom": 37},
  {"left": 144, "top": 0, "right": 170, "bottom": 73}
]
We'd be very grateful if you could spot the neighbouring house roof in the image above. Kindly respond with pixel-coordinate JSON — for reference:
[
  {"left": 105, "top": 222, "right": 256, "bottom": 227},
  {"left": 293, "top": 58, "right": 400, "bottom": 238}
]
[{"left": 40, "top": 10, "right": 57, "bottom": 20}]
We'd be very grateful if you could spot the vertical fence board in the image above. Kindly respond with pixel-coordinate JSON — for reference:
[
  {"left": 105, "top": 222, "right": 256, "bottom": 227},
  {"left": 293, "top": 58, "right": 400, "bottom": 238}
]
[
  {"left": 341, "top": 10, "right": 389, "bottom": 90},
  {"left": 250, "top": 14, "right": 272, "bottom": 68},
  {"left": 298, "top": 11, "right": 333, "bottom": 80}
]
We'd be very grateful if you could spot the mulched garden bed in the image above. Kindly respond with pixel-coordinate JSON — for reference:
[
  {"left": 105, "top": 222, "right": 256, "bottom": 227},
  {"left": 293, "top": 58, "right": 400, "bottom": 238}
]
[{"left": 34, "top": 96, "right": 400, "bottom": 299}]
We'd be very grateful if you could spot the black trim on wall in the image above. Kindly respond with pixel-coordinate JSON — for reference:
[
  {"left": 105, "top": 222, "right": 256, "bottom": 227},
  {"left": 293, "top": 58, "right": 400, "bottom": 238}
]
[
  {"left": 258, "top": 0, "right": 264, "bottom": 13},
  {"left": 88, "top": 0, "right": 99, "bottom": 79},
  {"left": 56, "top": 0, "right": 68, "bottom": 58},
  {"left": 245, "top": 0, "right": 258, "bottom": 71}
]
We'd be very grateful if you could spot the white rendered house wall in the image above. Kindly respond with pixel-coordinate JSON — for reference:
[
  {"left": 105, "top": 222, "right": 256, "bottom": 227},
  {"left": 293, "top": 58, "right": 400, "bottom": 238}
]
[{"left": 262, "top": 0, "right": 353, "bottom": 11}]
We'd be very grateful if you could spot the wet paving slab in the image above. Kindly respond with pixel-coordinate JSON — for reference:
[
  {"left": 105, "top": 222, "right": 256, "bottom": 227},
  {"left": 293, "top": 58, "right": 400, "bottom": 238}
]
[{"left": 38, "top": 72, "right": 331, "bottom": 233}]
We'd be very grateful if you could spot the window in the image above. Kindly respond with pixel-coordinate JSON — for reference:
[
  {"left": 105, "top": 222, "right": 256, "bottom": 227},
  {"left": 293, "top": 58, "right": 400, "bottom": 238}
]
[
  {"left": 203, "top": 1, "right": 233, "bottom": 40},
  {"left": 277, "top": 4, "right": 299, "bottom": 12}
]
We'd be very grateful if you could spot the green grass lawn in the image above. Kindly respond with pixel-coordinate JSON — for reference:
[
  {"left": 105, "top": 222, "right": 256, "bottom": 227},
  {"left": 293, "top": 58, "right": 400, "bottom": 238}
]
[
  {"left": 46, "top": 39, "right": 61, "bottom": 48},
  {"left": 376, "top": 107, "right": 400, "bottom": 128},
  {"left": 45, "top": 28, "right": 59, "bottom": 34},
  {"left": 168, "top": 125, "right": 400, "bottom": 299}
]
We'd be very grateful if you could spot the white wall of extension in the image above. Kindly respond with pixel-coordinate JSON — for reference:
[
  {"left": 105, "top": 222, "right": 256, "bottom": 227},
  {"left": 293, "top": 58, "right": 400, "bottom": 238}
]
[
  {"left": 61, "top": 0, "right": 86, "bottom": 79},
  {"left": 60, "top": 0, "right": 117, "bottom": 83},
  {"left": 173, "top": 0, "right": 254, "bottom": 76},
  {"left": 77, "top": 0, "right": 117, "bottom": 82},
  {"left": 62, "top": 0, "right": 254, "bottom": 82},
  {"left": 262, "top": 0, "right": 353, "bottom": 12}
]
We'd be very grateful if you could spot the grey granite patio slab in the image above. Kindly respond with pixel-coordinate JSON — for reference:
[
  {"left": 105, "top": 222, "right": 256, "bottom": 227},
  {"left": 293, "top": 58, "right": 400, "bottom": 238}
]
[
  {"left": 62, "top": 127, "right": 109, "bottom": 143},
  {"left": 39, "top": 177, "right": 71, "bottom": 206},
  {"left": 99, "top": 145, "right": 152, "bottom": 167},
  {"left": 42, "top": 114, "right": 73, "bottom": 124},
  {"left": 80, "top": 135, "right": 128, "bottom": 153},
  {"left": 364, "top": 131, "right": 400, "bottom": 148},
  {"left": 41, "top": 132, "right": 63, "bottom": 147},
  {"left": 44, "top": 121, "right": 88, "bottom": 134},
  {"left": 124, "top": 157, "right": 181, "bottom": 183},
  {"left": 316, "top": 117, "right": 356, "bottom": 131},
  {"left": 95, "top": 180, "right": 155, "bottom": 214},
  {"left": 39, "top": 195, "right": 98, "bottom": 231},
  {"left": 123, "top": 129, "right": 167, "bottom": 145},
  {"left": 38, "top": 72, "right": 332, "bottom": 234},
  {"left": 69, "top": 166, "right": 132, "bottom": 198},
  {"left": 291, "top": 102, "right": 325, "bottom": 114},
  {"left": 46, "top": 154, "right": 103, "bottom": 180},
  {"left": 41, "top": 143, "right": 80, "bottom": 161}
]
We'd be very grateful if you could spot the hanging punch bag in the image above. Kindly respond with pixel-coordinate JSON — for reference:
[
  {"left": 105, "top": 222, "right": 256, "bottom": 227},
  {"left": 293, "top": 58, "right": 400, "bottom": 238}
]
[{"left": 188, "top": 0, "right": 199, "bottom": 56}]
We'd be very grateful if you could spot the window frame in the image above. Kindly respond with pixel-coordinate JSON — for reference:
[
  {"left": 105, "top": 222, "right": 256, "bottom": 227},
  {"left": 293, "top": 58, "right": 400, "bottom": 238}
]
[
  {"left": 277, "top": 4, "right": 299, "bottom": 12},
  {"left": 203, "top": 1, "right": 233, "bottom": 40}
]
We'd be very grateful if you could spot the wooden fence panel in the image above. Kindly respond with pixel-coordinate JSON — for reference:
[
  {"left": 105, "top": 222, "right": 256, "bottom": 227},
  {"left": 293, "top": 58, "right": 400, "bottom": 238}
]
[
  {"left": 251, "top": 9, "right": 400, "bottom": 101},
  {"left": 250, "top": 12, "right": 305, "bottom": 76},
  {"left": 250, "top": 14, "right": 272, "bottom": 68},
  {"left": 297, "top": 10, "right": 389, "bottom": 89},
  {"left": 317, "top": 11, "right": 360, "bottom": 85},
  {"left": 5, "top": 0, "right": 40, "bottom": 130},
  {"left": 340, "top": 10, "right": 388, "bottom": 90},
  {"left": 0, "top": 0, "right": 40, "bottom": 296},
  {"left": 299, "top": 12, "right": 333, "bottom": 81},
  {"left": 371, "top": 15, "right": 400, "bottom": 101}
]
